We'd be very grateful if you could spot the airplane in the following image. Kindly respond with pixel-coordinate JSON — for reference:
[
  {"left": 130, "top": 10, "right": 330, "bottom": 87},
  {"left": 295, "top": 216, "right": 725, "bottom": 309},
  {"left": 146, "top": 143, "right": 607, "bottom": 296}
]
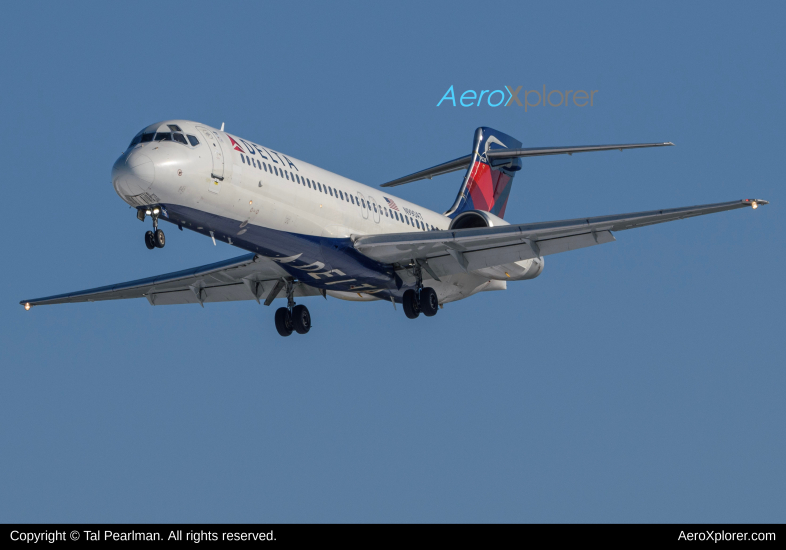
[{"left": 20, "top": 121, "right": 768, "bottom": 336}]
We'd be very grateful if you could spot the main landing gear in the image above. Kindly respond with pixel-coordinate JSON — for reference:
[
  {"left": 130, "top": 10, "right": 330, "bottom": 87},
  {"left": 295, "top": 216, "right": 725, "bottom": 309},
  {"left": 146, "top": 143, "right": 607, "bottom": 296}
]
[
  {"left": 274, "top": 279, "right": 311, "bottom": 337},
  {"left": 139, "top": 207, "right": 165, "bottom": 250},
  {"left": 402, "top": 263, "right": 439, "bottom": 319}
]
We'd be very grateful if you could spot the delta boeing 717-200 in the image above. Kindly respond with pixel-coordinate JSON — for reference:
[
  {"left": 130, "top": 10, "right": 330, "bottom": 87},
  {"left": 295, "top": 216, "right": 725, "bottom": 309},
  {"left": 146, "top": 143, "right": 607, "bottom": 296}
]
[{"left": 20, "top": 121, "right": 767, "bottom": 336}]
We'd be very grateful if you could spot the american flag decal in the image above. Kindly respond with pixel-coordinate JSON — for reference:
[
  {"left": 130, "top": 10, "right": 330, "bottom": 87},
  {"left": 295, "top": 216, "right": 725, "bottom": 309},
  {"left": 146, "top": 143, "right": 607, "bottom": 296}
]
[{"left": 384, "top": 197, "right": 399, "bottom": 211}]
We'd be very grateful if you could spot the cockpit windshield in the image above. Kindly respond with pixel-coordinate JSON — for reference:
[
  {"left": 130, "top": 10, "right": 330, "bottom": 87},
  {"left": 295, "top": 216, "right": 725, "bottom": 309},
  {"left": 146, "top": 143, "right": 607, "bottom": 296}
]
[
  {"left": 128, "top": 131, "right": 155, "bottom": 149},
  {"left": 127, "top": 126, "right": 198, "bottom": 149}
]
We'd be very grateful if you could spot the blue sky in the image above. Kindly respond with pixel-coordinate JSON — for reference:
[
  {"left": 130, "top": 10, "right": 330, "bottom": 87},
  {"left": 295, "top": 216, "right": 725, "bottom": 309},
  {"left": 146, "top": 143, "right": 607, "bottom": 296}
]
[{"left": 1, "top": 1, "right": 784, "bottom": 522}]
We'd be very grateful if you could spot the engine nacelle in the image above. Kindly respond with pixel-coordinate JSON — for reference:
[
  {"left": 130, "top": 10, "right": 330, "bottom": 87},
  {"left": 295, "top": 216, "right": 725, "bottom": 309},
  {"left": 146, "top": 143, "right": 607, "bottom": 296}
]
[
  {"left": 449, "top": 209, "right": 508, "bottom": 230},
  {"left": 449, "top": 209, "right": 545, "bottom": 282}
]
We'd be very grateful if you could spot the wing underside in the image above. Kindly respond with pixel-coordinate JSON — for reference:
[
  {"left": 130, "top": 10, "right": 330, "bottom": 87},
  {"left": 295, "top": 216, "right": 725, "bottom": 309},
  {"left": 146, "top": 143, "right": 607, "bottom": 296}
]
[
  {"left": 20, "top": 253, "right": 321, "bottom": 308},
  {"left": 20, "top": 199, "right": 767, "bottom": 308},
  {"left": 353, "top": 199, "right": 768, "bottom": 277}
]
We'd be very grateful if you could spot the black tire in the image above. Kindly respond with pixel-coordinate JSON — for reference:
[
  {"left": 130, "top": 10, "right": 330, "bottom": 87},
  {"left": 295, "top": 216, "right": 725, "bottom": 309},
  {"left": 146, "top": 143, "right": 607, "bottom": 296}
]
[
  {"left": 292, "top": 304, "right": 311, "bottom": 334},
  {"left": 144, "top": 231, "right": 155, "bottom": 249},
  {"left": 154, "top": 229, "right": 166, "bottom": 248},
  {"left": 402, "top": 289, "right": 420, "bottom": 319},
  {"left": 421, "top": 287, "right": 439, "bottom": 317},
  {"left": 274, "top": 307, "right": 293, "bottom": 337}
]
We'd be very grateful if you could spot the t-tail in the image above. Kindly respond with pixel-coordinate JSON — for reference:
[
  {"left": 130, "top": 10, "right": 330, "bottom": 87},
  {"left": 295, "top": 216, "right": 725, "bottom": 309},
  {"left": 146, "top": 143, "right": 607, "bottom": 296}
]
[{"left": 444, "top": 127, "right": 522, "bottom": 219}]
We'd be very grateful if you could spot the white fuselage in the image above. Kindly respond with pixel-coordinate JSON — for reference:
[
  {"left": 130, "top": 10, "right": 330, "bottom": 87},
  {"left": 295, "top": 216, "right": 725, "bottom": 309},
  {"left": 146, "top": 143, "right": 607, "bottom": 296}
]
[{"left": 112, "top": 120, "right": 542, "bottom": 303}]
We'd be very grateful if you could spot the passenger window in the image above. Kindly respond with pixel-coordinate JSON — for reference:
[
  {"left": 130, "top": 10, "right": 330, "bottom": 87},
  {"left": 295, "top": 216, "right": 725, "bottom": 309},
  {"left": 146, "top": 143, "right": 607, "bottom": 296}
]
[
  {"left": 285, "top": 171, "right": 290, "bottom": 180},
  {"left": 173, "top": 133, "right": 188, "bottom": 145},
  {"left": 307, "top": 181, "right": 311, "bottom": 188},
  {"left": 373, "top": 204, "right": 377, "bottom": 213},
  {"left": 318, "top": 183, "right": 322, "bottom": 192},
  {"left": 339, "top": 190, "right": 344, "bottom": 199},
  {"left": 406, "top": 217, "right": 410, "bottom": 225},
  {"left": 296, "top": 175, "right": 300, "bottom": 184},
  {"left": 241, "top": 155, "right": 246, "bottom": 164},
  {"left": 187, "top": 135, "right": 199, "bottom": 146},
  {"left": 274, "top": 167, "right": 279, "bottom": 176},
  {"left": 330, "top": 187, "right": 334, "bottom": 197},
  {"left": 351, "top": 196, "right": 355, "bottom": 204}
]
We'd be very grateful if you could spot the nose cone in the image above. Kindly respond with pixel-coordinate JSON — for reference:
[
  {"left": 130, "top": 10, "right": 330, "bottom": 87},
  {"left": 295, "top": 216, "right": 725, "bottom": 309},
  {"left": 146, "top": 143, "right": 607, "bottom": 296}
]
[{"left": 112, "top": 151, "right": 155, "bottom": 199}]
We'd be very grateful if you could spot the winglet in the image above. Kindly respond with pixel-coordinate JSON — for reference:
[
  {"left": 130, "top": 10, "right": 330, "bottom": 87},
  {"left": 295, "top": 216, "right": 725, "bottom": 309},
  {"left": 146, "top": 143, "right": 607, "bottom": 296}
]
[{"left": 744, "top": 199, "right": 769, "bottom": 209}]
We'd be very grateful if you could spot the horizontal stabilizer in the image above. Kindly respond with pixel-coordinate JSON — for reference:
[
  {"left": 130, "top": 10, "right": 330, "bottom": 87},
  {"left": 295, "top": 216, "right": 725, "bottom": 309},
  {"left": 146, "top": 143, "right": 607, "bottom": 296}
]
[{"left": 380, "top": 142, "right": 673, "bottom": 188}]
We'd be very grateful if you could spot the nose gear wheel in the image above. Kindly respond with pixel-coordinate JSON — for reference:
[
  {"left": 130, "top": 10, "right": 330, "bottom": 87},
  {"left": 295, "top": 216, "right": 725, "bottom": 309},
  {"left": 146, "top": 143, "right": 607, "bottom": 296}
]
[{"left": 142, "top": 209, "right": 166, "bottom": 250}]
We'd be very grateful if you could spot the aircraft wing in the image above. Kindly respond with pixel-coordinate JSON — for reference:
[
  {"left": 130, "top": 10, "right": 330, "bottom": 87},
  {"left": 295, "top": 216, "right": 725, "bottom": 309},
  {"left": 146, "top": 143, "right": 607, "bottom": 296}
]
[
  {"left": 20, "top": 253, "right": 322, "bottom": 308},
  {"left": 353, "top": 199, "right": 768, "bottom": 277}
]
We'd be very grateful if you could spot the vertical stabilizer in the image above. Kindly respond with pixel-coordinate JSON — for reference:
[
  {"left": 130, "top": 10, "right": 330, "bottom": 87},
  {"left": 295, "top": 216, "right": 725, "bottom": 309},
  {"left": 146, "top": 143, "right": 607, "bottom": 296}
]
[{"left": 445, "top": 127, "right": 522, "bottom": 219}]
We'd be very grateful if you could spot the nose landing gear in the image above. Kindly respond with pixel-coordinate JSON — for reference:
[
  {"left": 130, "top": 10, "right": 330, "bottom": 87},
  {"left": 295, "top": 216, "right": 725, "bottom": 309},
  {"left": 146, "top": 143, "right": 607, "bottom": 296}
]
[
  {"left": 273, "top": 279, "right": 311, "bottom": 337},
  {"left": 139, "top": 207, "right": 165, "bottom": 249}
]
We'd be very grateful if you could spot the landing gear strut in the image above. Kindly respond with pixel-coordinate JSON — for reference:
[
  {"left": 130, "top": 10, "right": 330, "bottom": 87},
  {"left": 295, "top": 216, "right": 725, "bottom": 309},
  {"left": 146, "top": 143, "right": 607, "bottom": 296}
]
[
  {"left": 402, "top": 263, "right": 438, "bottom": 319},
  {"left": 140, "top": 208, "right": 165, "bottom": 249},
  {"left": 274, "top": 279, "right": 311, "bottom": 337}
]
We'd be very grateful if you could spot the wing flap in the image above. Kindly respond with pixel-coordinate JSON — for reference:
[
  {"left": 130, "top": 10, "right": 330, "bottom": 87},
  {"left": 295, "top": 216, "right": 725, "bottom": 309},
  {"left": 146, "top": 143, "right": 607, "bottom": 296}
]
[{"left": 146, "top": 281, "right": 321, "bottom": 306}]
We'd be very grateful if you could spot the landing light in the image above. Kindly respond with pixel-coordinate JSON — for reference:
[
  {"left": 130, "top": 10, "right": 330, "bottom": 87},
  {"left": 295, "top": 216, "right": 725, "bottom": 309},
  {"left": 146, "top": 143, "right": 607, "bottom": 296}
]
[
  {"left": 24, "top": 303, "right": 30, "bottom": 311},
  {"left": 752, "top": 201, "right": 758, "bottom": 209},
  {"left": 145, "top": 209, "right": 152, "bottom": 215},
  {"left": 153, "top": 208, "right": 160, "bottom": 215}
]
